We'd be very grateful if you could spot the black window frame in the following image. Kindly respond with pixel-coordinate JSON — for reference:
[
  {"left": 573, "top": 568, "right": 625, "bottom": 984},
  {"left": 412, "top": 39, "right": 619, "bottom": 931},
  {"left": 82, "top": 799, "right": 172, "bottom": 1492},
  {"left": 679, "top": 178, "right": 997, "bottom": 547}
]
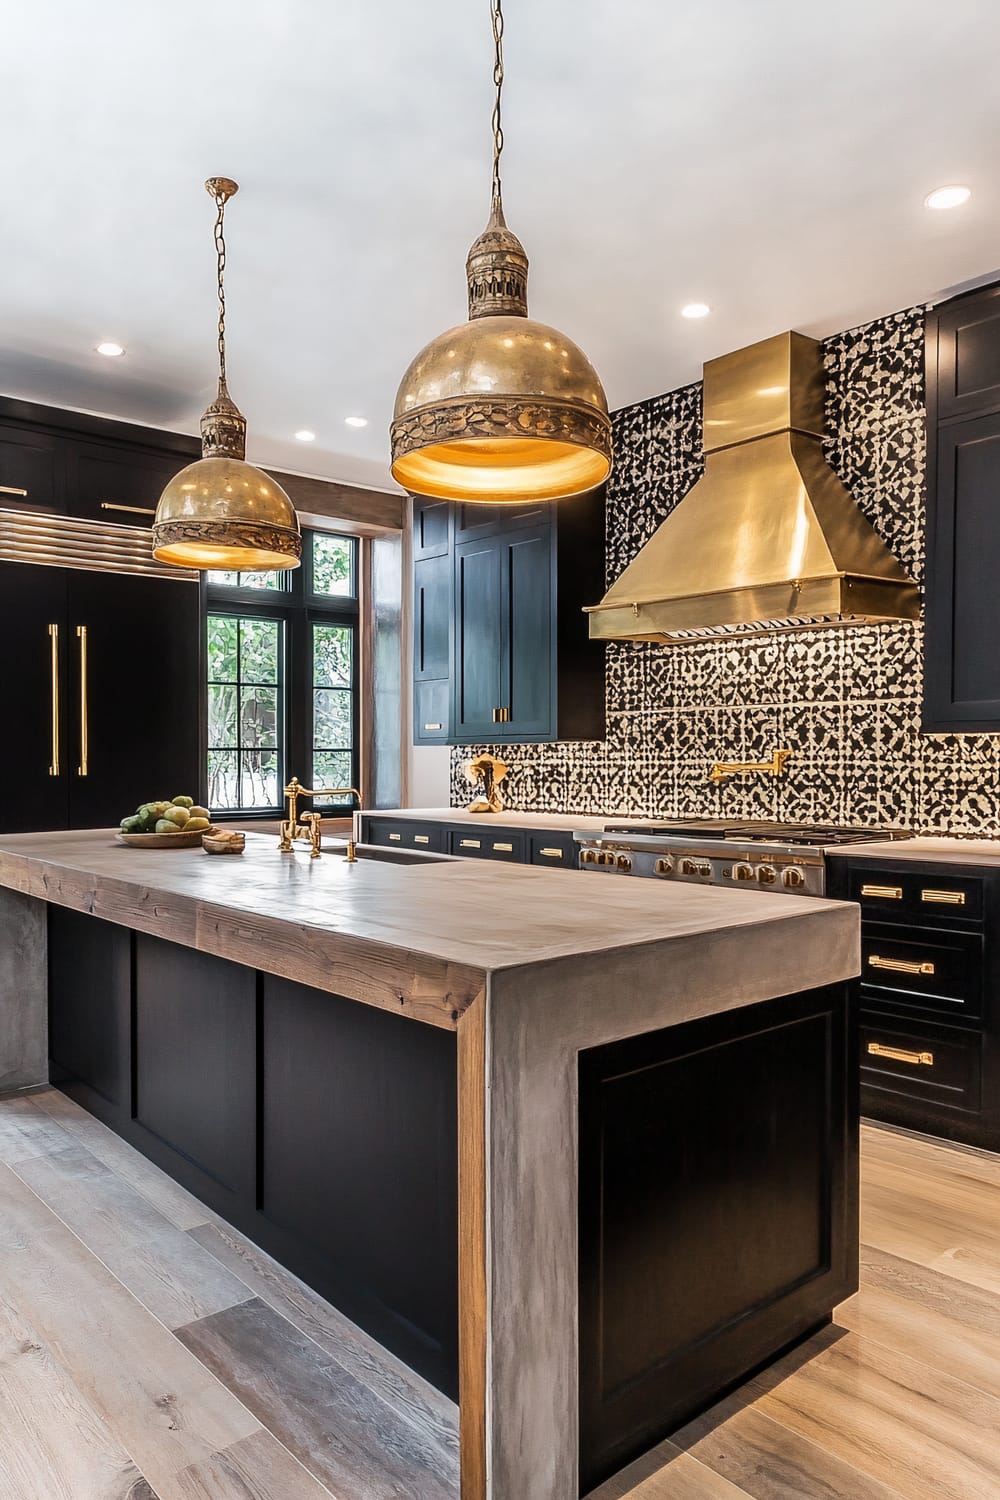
[{"left": 203, "top": 528, "right": 361, "bottom": 819}]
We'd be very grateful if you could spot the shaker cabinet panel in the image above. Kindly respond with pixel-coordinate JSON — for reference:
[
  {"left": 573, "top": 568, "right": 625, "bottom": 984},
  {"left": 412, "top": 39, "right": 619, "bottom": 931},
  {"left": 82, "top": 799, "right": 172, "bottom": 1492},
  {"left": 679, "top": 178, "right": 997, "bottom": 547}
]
[
  {"left": 934, "top": 288, "right": 1000, "bottom": 420},
  {"left": 414, "top": 552, "right": 450, "bottom": 681},
  {"left": 455, "top": 537, "right": 504, "bottom": 739},
  {"left": 0, "top": 423, "right": 62, "bottom": 514},
  {"left": 66, "top": 440, "right": 182, "bottom": 527},
  {"left": 0, "top": 562, "right": 69, "bottom": 832},
  {"left": 504, "top": 525, "right": 554, "bottom": 738}
]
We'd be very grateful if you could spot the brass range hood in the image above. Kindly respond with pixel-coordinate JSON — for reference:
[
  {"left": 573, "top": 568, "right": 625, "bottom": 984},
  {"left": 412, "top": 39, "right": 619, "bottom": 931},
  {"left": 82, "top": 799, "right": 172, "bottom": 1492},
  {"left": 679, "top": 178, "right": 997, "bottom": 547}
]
[{"left": 585, "top": 331, "right": 921, "bottom": 642}]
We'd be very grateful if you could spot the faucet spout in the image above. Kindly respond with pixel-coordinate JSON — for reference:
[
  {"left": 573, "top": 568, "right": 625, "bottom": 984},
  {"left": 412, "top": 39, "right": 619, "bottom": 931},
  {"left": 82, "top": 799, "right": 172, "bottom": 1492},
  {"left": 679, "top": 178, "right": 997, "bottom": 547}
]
[{"left": 278, "top": 779, "right": 362, "bottom": 860}]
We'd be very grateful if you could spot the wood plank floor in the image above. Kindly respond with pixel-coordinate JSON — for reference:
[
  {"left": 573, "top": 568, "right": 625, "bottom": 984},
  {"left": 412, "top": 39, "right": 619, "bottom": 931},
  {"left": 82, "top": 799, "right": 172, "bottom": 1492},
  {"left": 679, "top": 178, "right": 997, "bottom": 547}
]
[{"left": 0, "top": 1091, "right": 998, "bottom": 1499}]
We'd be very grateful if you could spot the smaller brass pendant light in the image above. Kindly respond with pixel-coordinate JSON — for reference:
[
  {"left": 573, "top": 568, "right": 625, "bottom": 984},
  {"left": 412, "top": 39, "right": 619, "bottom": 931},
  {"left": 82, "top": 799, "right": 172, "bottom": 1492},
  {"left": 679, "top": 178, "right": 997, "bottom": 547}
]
[
  {"left": 390, "top": 0, "right": 612, "bottom": 504},
  {"left": 153, "top": 179, "right": 302, "bottom": 571}
]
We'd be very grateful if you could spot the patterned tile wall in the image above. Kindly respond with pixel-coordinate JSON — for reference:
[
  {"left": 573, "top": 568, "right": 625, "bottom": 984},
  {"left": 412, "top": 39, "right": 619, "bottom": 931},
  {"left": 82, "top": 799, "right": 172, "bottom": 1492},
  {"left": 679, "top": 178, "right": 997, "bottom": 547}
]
[{"left": 450, "top": 305, "right": 1000, "bottom": 835}]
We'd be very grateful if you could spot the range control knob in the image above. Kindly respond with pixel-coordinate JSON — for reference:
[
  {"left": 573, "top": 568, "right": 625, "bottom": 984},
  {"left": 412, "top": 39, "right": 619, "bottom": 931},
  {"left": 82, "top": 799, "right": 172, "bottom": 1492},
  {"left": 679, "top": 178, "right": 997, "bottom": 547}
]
[
  {"left": 681, "top": 858, "right": 712, "bottom": 877},
  {"left": 654, "top": 857, "right": 674, "bottom": 877},
  {"left": 783, "top": 866, "right": 805, "bottom": 890},
  {"left": 756, "top": 865, "right": 778, "bottom": 886},
  {"left": 581, "top": 848, "right": 597, "bottom": 865},
  {"left": 616, "top": 853, "right": 633, "bottom": 871},
  {"left": 731, "top": 862, "right": 755, "bottom": 881},
  {"left": 598, "top": 850, "right": 616, "bottom": 866}
]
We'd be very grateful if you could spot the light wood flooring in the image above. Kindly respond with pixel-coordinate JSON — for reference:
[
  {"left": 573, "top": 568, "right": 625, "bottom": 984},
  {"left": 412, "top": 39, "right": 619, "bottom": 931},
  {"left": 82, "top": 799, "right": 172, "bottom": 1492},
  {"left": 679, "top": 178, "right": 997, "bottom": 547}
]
[{"left": 0, "top": 1090, "right": 998, "bottom": 1500}]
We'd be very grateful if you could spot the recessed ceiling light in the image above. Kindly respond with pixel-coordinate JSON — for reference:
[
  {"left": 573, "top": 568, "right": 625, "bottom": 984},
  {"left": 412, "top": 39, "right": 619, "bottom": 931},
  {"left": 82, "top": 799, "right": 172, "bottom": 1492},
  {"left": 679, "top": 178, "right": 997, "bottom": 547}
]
[
  {"left": 344, "top": 415, "right": 368, "bottom": 428},
  {"left": 95, "top": 340, "right": 125, "bottom": 357},
  {"left": 294, "top": 429, "right": 316, "bottom": 442},
  {"left": 924, "top": 185, "right": 971, "bottom": 211},
  {"left": 681, "top": 303, "right": 711, "bottom": 320}
]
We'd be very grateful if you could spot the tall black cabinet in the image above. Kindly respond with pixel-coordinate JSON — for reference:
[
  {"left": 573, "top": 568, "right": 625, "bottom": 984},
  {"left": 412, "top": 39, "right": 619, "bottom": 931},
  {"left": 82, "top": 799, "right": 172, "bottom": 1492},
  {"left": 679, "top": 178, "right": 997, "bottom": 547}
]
[{"left": 925, "top": 283, "right": 1000, "bottom": 730}]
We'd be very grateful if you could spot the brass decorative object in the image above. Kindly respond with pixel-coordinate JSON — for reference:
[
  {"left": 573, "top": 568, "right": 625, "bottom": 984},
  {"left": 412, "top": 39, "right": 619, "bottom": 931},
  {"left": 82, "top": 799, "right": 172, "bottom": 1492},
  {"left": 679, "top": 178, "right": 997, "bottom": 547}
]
[
  {"left": 708, "top": 748, "right": 792, "bottom": 786},
  {"left": 390, "top": 0, "right": 611, "bottom": 504},
  {"left": 586, "top": 331, "right": 921, "bottom": 641},
  {"left": 465, "top": 753, "right": 508, "bottom": 814},
  {"left": 153, "top": 179, "right": 302, "bottom": 571},
  {"left": 278, "top": 777, "right": 361, "bottom": 860}
]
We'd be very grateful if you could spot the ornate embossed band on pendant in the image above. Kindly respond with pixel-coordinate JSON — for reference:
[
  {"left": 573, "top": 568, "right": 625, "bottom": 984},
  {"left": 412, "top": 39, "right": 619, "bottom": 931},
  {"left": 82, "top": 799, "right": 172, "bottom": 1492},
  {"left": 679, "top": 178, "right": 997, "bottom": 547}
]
[
  {"left": 390, "top": 395, "right": 613, "bottom": 463},
  {"left": 151, "top": 519, "right": 303, "bottom": 561}
]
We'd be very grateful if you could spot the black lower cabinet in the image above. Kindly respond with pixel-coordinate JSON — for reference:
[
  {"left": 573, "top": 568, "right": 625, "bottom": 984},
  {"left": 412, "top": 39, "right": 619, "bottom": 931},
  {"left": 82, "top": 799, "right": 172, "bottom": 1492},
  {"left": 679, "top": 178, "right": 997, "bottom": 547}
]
[
  {"left": 48, "top": 907, "right": 131, "bottom": 1111},
  {"left": 578, "top": 984, "right": 857, "bottom": 1494}
]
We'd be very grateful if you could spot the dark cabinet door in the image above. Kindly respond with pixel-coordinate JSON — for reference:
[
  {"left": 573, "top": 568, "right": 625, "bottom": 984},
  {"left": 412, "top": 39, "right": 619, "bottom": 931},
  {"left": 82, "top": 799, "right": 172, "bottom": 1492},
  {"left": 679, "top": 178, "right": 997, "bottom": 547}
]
[
  {"left": 0, "top": 562, "right": 69, "bottom": 832},
  {"left": 0, "top": 422, "right": 62, "bottom": 514},
  {"left": 454, "top": 536, "right": 504, "bottom": 739},
  {"left": 453, "top": 500, "right": 547, "bottom": 543},
  {"left": 66, "top": 570, "right": 202, "bottom": 827},
  {"left": 413, "top": 498, "right": 451, "bottom": 559},
  {"left": 48, "top": 906, "right": 131, "bottom": 1118},
  {"left": 933, "top": 288, "right": 1000, "bottom": 421},
  {"left": 925, "top": 409, "right": 1000, "bottom": 728},
  {"left": 413, "top": 551, "right": 451, "bottom": 744},
  {"left": 499, "top": 524, "right": 553, "bottom": 740},
  {"left": 66, "top": 440, "right": 182, "bottom": 528}
]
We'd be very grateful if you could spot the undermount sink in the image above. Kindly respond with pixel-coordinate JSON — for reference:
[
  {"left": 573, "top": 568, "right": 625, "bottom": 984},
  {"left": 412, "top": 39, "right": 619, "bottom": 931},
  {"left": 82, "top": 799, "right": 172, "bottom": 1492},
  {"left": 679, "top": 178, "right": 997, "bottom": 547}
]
[{"left": 325, "top": 840, "right": 450, "bottom": 866}]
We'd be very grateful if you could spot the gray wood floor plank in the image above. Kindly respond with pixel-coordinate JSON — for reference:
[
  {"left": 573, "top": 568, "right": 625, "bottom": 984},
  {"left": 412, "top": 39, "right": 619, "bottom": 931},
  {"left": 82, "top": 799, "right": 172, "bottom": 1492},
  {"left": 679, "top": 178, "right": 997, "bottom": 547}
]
[
  {"left": 188, "top": 1219, "right": 459, "bottom": 1458},
  {"left": 0, "top": 1163, "right": 261, "bottom": 1493},
  {"left": 175, "top": 1297, "right": 459, "bottom": 1500},
  {"left": 0, "top": 1091, "right": 78, "bottom": 1165},
  {"left": 32, "top": 1088, "right": 216, "bottom": 1232},
  {"left": 13, "top": 1141, "right": 254, "bottom": 1330},
  {"left": 0, "top": 1289, "right": 160, "bottom": 1500},
  {"left": 168, "top": 1430, "right": 338, "bottom": 1500}
]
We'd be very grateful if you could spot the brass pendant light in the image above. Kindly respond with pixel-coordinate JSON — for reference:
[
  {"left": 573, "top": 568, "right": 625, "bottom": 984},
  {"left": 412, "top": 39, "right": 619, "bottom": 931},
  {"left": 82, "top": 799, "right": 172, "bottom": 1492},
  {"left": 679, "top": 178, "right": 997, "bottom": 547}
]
[
  {"left": 153, "top": 179, "right": 302, "bottom": 571},
  {"left": 390, "top": 0, "right": 612, "bottom": 504}
]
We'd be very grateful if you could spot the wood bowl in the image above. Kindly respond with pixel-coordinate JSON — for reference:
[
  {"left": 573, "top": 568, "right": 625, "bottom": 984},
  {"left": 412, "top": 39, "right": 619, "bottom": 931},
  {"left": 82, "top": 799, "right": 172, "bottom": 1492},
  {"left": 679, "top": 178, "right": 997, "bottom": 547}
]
[
  {"left": 201, "top": 831, "right": 246, "bottom": 855},
  {"left": 116, "top": 827, "right": 219, "bottom": 849}
]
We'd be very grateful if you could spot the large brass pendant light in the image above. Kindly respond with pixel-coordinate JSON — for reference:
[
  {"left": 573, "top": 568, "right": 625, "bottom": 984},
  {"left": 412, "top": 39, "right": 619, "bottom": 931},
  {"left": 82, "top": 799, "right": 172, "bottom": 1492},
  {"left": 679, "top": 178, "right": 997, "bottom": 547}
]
[
  {"left": 153, "top": 179, "right": 302, "bottom": 571},
  {"left": 390, "top": 0, "right": 612, "bottom": 504}
]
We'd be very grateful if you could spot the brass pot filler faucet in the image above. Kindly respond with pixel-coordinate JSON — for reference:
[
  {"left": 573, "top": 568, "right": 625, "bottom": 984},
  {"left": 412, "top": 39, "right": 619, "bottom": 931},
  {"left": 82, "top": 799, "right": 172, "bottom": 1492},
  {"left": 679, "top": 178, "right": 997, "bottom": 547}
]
[{"left": 278, "top": 777, "right": 362, "bottom": 860}]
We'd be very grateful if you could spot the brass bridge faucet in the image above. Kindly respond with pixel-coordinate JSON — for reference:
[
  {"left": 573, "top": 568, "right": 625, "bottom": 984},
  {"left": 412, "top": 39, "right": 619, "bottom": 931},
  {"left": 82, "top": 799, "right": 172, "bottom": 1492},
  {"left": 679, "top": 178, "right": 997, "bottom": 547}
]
[
  {"left": 278, "top": 778, "right": 362, "bottom": 860},
  {"left": 708, "top": 748, "right": 793, "bottom": 786}
]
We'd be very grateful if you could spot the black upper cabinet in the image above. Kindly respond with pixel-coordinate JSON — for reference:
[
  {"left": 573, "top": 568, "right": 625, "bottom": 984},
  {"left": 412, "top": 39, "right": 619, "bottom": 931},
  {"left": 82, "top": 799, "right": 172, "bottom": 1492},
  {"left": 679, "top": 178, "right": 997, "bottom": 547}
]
[
  {"left": 0, "top": 562, "right": 70, "bottom": 832},
  {"left": 66, "top": 440, "right": 184, "bottom": 528},
  {"left": 0, "top": 421, "right": 62, "bottom": 514},
  {"left": 412, "top": 489, "right": 606, "bottom": 746},
  {"left": 926, "top": 285, "right": 1000, "bottom": 729}
]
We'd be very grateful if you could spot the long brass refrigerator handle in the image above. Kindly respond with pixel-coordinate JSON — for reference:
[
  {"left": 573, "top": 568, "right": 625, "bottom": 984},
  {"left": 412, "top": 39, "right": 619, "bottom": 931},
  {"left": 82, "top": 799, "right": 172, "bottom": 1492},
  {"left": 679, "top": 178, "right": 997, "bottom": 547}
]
[
  {"left": 76, "top": 625, "right": 89, "bottom": 777},
  {"left": 0, "top": 484, "right": 28, "bottom": 497},
  {"left": 48, "top": 624, "right": 60, "bottom": 777}
]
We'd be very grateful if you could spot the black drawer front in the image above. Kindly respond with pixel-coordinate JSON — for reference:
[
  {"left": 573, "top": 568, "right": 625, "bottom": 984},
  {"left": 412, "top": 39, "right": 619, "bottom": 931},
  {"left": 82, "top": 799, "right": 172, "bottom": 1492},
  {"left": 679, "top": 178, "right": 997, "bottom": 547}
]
[
  {"left": 364, "top": 819, "right": 445, "bottom": 853},
  {"left": 849, "top": 868, "right": 984, "bottom": 924},
  {"left": 861, "top": 1014, "right": 982, "bottom": 1113},
  {"left": 449, "top": 828, "right": 524, "bottom": 862},
  {"left": 528, "top": 832, "right": 579, "bottom": 868},
  {"left": 860, "top": 923, "right": 982, "bottom": 1019}
]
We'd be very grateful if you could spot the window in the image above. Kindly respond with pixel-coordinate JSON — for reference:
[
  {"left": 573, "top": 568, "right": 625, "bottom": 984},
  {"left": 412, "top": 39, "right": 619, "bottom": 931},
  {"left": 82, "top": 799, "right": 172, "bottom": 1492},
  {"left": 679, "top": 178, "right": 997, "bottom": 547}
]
[{"left": 205, "top": 531, "right": 360, "bottom": 816}]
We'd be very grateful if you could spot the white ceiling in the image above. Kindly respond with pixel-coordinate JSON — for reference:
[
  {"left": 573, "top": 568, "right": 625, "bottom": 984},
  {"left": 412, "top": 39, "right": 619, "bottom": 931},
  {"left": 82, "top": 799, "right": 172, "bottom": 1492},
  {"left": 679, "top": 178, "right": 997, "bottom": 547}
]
[{"left": 2, "top": 0, "right": 999, "bottom": 493}]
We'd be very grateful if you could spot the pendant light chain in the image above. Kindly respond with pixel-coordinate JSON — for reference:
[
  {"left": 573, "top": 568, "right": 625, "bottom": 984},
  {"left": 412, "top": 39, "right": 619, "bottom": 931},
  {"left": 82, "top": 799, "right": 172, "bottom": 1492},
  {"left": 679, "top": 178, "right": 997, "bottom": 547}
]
[
  {"left": 212, "top": 186, "right": 229, "bottom": 394},
  {"left": 490, "top": 0, "right": 505, "bottom": 214}
]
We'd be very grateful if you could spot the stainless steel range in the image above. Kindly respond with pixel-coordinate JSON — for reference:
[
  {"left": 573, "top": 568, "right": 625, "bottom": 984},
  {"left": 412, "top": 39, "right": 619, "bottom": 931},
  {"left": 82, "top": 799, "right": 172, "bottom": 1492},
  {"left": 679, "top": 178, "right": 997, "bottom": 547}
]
[{"left": 574, "top": 820, "right": 915, "bottom": 897}]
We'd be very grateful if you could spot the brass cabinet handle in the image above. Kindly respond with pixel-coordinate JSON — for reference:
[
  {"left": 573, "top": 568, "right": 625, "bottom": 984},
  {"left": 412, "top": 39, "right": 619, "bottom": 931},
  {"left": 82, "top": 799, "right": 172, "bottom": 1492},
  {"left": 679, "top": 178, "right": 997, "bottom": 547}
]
[
  {"left": 868, "top": 954, "right": 935, "bottom": 977},
  {"left": 492, "top": 708, "right": 500, "bottom": 723},
  {"left": 100, "top": 502, "right": 156, "bottom": 517},
  {"left": 388, "top": 832, "right": 402, "bottom": 841},
  {"left": 460, "top": 838, "right": 481, "bottom": 849},
  {"left": 861, "top": 884, "right": 903, "bottom": 900},
  {"left": 414, "top": 834, "right": 430, "bottom": 845},
  {"left": 493, "top": 842, "right": 513, "bottom": 852},
  {"left": 0, "top": 484, "right": 28, "bottom": 497},
  {"left": 76, "top": 626, "right": 89, "bottom": 776},
  {"left": 48, "top": 624, "right": 60, "bottom": 777},
  {"left": 423, "top": 722, "right": 443, "bottom": 732},
  {"left": 867, "top": 1041, "right": 934, "bottom": 1067},
  {"left": 922, "top": 888, "right": 966, "bottom": 906},
  {"left": 539, "top": 847, "right": 564, "bottom": 858},
  {"left": 491, "top": 707, "right": 510, "bottom": 723}
]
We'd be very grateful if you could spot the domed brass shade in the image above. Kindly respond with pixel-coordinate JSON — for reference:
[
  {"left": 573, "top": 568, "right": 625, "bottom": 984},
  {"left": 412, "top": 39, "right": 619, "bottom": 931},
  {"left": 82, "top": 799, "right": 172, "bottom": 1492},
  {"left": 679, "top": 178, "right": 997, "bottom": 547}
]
[{"left": 391, "top": 206, "right": 612, "bottom": 504}]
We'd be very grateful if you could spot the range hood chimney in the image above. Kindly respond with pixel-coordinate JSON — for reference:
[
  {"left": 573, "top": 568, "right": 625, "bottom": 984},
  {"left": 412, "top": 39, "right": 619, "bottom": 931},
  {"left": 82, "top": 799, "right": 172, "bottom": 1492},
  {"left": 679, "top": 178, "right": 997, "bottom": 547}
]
[{"left": 585, "top": 331, "right": 921, "bottom": 642}]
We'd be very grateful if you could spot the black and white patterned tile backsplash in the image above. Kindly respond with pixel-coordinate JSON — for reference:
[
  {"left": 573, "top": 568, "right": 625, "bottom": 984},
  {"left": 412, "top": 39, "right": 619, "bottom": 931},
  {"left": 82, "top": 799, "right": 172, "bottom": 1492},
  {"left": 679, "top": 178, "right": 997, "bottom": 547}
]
[{"left": 450, "top": 305, "right": 1000, "bottom": 836}]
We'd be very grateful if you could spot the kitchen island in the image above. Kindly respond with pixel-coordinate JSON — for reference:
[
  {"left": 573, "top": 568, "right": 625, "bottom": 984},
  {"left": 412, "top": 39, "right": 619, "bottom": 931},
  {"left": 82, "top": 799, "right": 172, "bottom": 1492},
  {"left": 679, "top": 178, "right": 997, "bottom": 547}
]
[{"left": 0, "top": 828, "right": 859, "bottom": 1498}]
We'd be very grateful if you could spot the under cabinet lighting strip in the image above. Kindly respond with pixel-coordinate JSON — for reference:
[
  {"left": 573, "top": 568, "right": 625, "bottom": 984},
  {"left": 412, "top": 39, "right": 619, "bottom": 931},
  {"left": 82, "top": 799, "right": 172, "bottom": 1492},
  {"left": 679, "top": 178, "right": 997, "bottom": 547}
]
[{"left": 0, "top": 508, "right": 197, "bottom": 581}]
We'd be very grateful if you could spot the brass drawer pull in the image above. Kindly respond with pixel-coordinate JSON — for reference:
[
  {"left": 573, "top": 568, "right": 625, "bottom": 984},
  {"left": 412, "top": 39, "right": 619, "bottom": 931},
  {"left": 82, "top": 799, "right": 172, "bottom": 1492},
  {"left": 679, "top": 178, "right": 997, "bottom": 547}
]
[
  {"left": 423, "top": 722, "right": 443, "bottom": 732},
  {"left": 539, "top": 847, "right": 563, "bottom": 858},
  {"left": 414, "top": 834, "right": 430, "bottom": 845},
  {"left": 867, "top": 1041, "right": 934, "bottom": 1067},
  {"left": 460, "top": 838, "right": 481, "bottom": 849},
  {"left": 922, "top": 888, "right": 966, "bottom": 905},
  {"left": 861, "top": 884, "right": 903, "bottom": 900},
  {"left": 388, "top": 832, "right": 402, "bottom": 841},
  {"left": 100, "top": 502, "right": 156, "bottom": 516},
  {"left": 493, "top": 842, "right": 513, "bottom": 852},
  {"left": 868, "top": 954, "right": 936, "bottom": 977},
  {"left": 0, "top": 484, "right": 28, "bottom": 497},
  {"left": 48, "top": 623, "right": 60, "bottom": 777}
]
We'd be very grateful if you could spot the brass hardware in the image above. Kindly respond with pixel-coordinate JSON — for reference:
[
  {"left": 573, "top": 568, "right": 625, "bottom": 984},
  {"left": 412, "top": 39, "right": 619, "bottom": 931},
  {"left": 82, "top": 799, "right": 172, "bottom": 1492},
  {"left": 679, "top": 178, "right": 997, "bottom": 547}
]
[
  {"left": 756, "top": 865, "right": 777, "bottom": 886},
  {"left": 76, "top": 625, "right": 88, "bottom": 776},
  {"left": 100, "top": 503, "right": 157, "bottom": 517},
  {"left": 465, "top": 751, "right": 508, "bottom": 813},
  {"left": 783, "top": 867, "right": 805, "bottom": 889},
  {"left": 681, "top": 858, "right": 711, "bottom": 877},
  {"left": 538, "top": 847, "right": 563, "bottom": 858},
  {"left": 731, "top": 862, "right": 755, "bottom": 881},
  {"left": 423, "top": 722, "right": 443, "bottom": 732},
  {"left": 615, "top": 853, "right": 632, "bottom": 871},
  {"left": 709, "top": 748, "right": 792, "bottom": 785},
  {"left": 389, "top": 832, "right": 402, "bottom": 841},
  {"left": 278, "top": 778, "right": 361, "bottom": 860},
  {"left": 867, "top": 1042, "right": 934, "bottom": 1068},
  {"left": 460, "top": 838, "right": 482, "bottom": 850},
  {"left": 862, "top": 884, "right": 903, "bottom": 900},
  {"left": 494, "top": 841, "right": 514, "bottom": 852},
  {"left": 491, "top": 706, "right": 510, "bottom": 723},
  {"left": 868, "top": 955, "right": 936, "bottom": 977},
  {"left": 585, "top": 329, "right": 921, "bottom": 643},
  {"left": 654, "top": 857, "right": 673, "bottom": 876},
  {"left": 153, "top": 178, "right": 301, "bottom": 572},
  {"left": 414, "top": 834, "right": 430, "bottom": 845},
  {"left": 0, "top": 485, "right": 28, "bottom": 497},
  {"left": 922, "top": 889, "right": 966, "bottom": 905},
  {"left": 581, "top": 848, "right": 597, "bottom": 864},
  {"left": 390, "top": 0, "right": 611, "bottom": 506},
  {"left": 492, "top": 708, "right": 500, "bottom": 723},
  {"left": 598, "top": 850, "right": 616, "bottom": 866},
  {"left": 48, "top": 624, "right": 60, "bottom": 777},
  {"left": 0, "top": 507, "right": 197, "bottom": 581}
]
